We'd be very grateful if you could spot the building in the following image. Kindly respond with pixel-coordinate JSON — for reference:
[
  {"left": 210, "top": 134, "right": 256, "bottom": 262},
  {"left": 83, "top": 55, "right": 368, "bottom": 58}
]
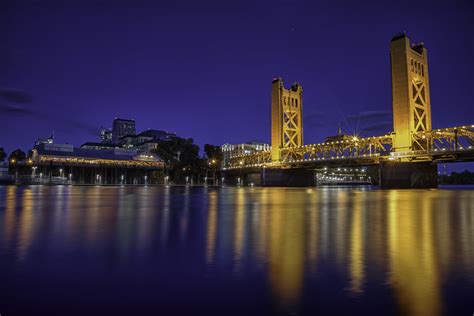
[
  {"left": 35, "top": 134, "right": 54, "bottom": 146},
  {"left": 29, "top": 142, "right": 164, "bottom": 185},
  {"left": 118, "top": 129, "right": 177, "bottom": 151},
  {"left": 138, "top": 129, "right": 176, "bottom": 141},
  {"left": 80, "top": 142, "right": 118, "bottom": 150},
  {"left": 112, "top": 118, "right": 136, "bottom": 143},
  {"left": 221, "top": 141, "right": 270, "bottom": 166},
  {"left": 324, "top": 126, "right": 354, "bottom": 143},
  {"left": 100, "top": 127, "right": 113, "bottom": 144},
  {"left": 390, "top": 33, "right": 432, "bottom": 152}
]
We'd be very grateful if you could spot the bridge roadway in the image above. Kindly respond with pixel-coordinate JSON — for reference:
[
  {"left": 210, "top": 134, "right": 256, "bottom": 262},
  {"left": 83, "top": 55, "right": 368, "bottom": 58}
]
[{"left": 222, "top": 125, "right": 474, "bottom": 188}]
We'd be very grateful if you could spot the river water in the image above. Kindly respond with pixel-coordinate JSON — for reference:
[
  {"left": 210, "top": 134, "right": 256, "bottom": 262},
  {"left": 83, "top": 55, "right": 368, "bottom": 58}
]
[{"left": 0, "top": 185, "right": 473, "bottom": 315}]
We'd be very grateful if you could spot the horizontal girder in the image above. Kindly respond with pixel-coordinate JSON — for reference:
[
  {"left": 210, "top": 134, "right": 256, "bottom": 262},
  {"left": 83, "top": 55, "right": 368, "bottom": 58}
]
[{"left": 224, "top": 125, "right": 474, "bottom": 170}]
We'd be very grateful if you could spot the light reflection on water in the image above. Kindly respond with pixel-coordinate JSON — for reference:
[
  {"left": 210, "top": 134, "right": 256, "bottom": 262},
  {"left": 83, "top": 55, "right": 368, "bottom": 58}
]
[{"left": 0, "top": 185, "right": 473, "bottom": 315}]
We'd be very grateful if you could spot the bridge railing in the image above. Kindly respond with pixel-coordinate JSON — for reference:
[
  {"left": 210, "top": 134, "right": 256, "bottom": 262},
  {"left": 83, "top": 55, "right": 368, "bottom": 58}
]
[
  {"left": 281, "top": 134, "right": 393, "bottom": 163},
  {"left": 223, "top": 125, "right": 474, "bottom": 169},
  {"left": 412, "top": 125, "right": 474, "bottom": 152}
]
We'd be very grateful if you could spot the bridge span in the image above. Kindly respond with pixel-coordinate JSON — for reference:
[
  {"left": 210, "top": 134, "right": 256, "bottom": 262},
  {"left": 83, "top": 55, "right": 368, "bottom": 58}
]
[{"left": 222, "top": 34, "right": 474, "bottom": 188}]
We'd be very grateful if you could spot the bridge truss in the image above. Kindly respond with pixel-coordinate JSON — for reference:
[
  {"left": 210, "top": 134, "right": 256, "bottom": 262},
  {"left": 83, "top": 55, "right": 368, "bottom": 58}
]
[{"left": 224, "top": 125, "right": 474, "bottom": 170}]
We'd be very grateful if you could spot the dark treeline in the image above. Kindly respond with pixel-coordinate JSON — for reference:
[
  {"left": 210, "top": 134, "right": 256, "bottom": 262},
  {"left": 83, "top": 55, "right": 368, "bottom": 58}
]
[
  {"left": 439, "top": 170, "right": 474, "bottom": 185},
  {"left": 151, "top": 137, "right": 222, "bottom": 184}
]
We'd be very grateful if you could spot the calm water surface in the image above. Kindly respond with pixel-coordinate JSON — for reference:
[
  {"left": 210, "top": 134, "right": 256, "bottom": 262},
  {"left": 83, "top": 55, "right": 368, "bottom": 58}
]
[{"left": 0, "top": 185, "right": 473, "bottom": 315}]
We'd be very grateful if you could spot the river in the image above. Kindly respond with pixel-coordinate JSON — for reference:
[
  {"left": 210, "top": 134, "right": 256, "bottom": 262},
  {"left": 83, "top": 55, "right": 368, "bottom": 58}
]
[{"left": 0, "top": 185, "right": 473, "bottom": 315}]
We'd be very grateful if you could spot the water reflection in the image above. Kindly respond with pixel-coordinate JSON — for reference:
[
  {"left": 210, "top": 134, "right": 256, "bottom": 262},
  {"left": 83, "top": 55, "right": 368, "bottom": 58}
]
[
  {"left": 206, "top": 190, "right": 218, "bottom": 264},
  {"left": 387, "top": 190, "right": 441, "bottom": 316},
  {"left": 0, "top": 186, "right": 473, "bottom": 315},
  {"left": 349, "top": 192, "right": 364, "bottom": 294}
]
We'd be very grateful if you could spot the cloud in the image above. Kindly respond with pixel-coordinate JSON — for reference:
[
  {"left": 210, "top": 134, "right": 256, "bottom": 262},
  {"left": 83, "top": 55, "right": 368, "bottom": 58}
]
[
  {"left": 0, "top": 89, "right": 32, "bottom": 103},
  {"left": 304, "top": 111, "right": 331, "bottom": 127},
  {"left": 304, "top": 111, "right": 326, "bottom": 120},
  {"left": 0, "top": 103, "right": 36, "bottom": 116},
  {"left": 345, "top": 110, "right": 392, "bottom": 123},
  {"left": 64, "top": 120, "right": 100, "bottom": 136},
  {"left": 360, "top": 121, "right": 393, "bottom": 133}
]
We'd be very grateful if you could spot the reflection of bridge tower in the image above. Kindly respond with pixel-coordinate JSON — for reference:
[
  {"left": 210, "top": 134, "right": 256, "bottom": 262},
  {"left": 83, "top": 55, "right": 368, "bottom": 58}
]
[
  {"left": 390, "top": 33, "right": 432, "bottom": 152},
  {"left": 271, "top": 78, "right": 303, "bottom": 161}
]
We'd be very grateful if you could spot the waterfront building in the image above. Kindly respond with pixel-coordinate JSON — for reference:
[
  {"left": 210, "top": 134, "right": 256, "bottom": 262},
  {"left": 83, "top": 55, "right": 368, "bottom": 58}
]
[
  {"left": 112, "top": 118, "right": 136, "bottom": 143},
  {"left": 0, "top": 161, "right": 14, "bottom": 184},
  {"left": 221, "top": 141, "right": 270, "bottom": 166},
  {"left": 24, "top": 142, "right": 164, "bottom": 185},
  {"left": 80, "top": 142, "right": 119, "bottom": 150}
]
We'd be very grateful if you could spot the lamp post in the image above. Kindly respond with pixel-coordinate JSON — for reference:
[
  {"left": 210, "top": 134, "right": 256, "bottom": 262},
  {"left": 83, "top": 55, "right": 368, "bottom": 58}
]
[
  {"left": 31, "top": 166, "right": 37, "bottom": 178},
  {"left": 214, "top": 160, "right": 219, "bottom": 186},
  {"left": 239, "top": 160, "right": 244, "bottom": 186},
  {"left": 10, "top": 159, "right": 18, "bottom": 182}
]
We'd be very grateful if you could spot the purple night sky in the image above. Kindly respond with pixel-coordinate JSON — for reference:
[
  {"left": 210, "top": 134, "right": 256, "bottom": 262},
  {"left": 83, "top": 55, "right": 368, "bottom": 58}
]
[{"left": 1, "top": 0, "right": 473, "bottom": 170}]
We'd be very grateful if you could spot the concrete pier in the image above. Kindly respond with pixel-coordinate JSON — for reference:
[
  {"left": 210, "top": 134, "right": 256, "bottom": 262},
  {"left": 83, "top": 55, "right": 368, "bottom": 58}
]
[{"left": 379, "top": 161, "right": 438, "bottom": 189}]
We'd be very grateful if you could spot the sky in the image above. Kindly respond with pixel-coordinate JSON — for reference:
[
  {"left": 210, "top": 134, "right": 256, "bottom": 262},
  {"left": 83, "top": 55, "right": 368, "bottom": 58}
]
[{"left": 1, "top": 0, "right": 474, "bottom": 170}]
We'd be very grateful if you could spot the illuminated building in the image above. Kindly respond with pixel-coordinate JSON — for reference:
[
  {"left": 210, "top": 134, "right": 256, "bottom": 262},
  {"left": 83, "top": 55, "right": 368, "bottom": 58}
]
[
  {"left": 80, "top": 142, "right": 118, "bottom": 150},
  {"left": 25, "top": 142, "right": 164, "bottom": 185},
  {"left": 118, "top": 129, "right": 177, "bottom": 150},
  {"left": 34, "top": 134, "right": 54, "bottom": 146},
  {"left": 100, "top": 127, "right": 113, "bottom": 144},
  {"left": 390, "top": 33, "right": 432, "bottom": 152},
  {"left": 221, "top": 141, "right": 270, "bottom": 166}
]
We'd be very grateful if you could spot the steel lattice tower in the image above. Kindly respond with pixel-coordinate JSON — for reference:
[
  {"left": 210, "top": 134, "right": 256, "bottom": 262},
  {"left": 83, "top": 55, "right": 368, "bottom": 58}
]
[
  {"left": 271, "top": 78, "right": 304, "bottom": 161},
  {"left": 390, "top": 33, "right": 432, "bottom": 152}
]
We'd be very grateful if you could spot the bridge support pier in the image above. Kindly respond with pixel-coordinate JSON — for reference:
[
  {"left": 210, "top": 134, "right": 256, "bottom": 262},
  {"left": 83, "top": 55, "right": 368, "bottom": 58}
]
[
  {"left": 222, "top": 168, "right": 315, "bottom": 187},
  {"left": 261, "top": 168, "right": 315, "bottom": 187},
  {"left": 379, "top": 161, "right": 438, "bottom": 189}
]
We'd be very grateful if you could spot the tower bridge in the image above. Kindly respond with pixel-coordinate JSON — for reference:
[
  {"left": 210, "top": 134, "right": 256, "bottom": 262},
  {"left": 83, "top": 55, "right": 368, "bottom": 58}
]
[{"left": 222, "top": 33, "right": 474, "bottom": 188}]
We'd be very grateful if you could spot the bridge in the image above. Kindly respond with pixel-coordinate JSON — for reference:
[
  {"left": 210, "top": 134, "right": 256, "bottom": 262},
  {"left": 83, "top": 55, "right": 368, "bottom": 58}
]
[{"left": 222, "top": 33, "right": 474, "bottom": 188}]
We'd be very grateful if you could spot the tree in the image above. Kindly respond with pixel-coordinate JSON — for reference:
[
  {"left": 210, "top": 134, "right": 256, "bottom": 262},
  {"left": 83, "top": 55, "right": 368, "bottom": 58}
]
[
  {"left": 8, "top": 149, "right": 26, "bottom": 163},
  {"left": 439, "top": 170, "right": 474, "bottom": 185},
  {"left": 152, "top": 137, "right": 204, "bottom": 183},
  {"left": 204, "top": 144, "right": 222, "bottom": 162},
  {"left": 0, "top": 147, "right": 6, "bottom": 162}
]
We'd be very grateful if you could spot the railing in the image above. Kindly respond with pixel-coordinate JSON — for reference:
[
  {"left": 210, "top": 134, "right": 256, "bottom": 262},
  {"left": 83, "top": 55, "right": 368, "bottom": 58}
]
[{"left": 224, "top": 125, "right": 474, "bottom": 169}]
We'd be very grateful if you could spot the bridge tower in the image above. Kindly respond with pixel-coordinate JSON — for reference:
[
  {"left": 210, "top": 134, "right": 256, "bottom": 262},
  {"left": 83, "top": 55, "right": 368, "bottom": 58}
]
[
  {"left": 390, "top": 33, "right": 432, "bottom": 152},
  {"left": 271, "top": 78, "right": 303, "bottom": 161}
]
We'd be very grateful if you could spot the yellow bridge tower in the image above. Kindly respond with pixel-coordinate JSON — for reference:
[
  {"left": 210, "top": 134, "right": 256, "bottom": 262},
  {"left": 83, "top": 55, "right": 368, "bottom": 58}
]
[
  {"left": 390, "top": 33, "right": 432, "bottom": 152},
  {"left": 271, "top": 78, "right": 303, "bottom": 161}
]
